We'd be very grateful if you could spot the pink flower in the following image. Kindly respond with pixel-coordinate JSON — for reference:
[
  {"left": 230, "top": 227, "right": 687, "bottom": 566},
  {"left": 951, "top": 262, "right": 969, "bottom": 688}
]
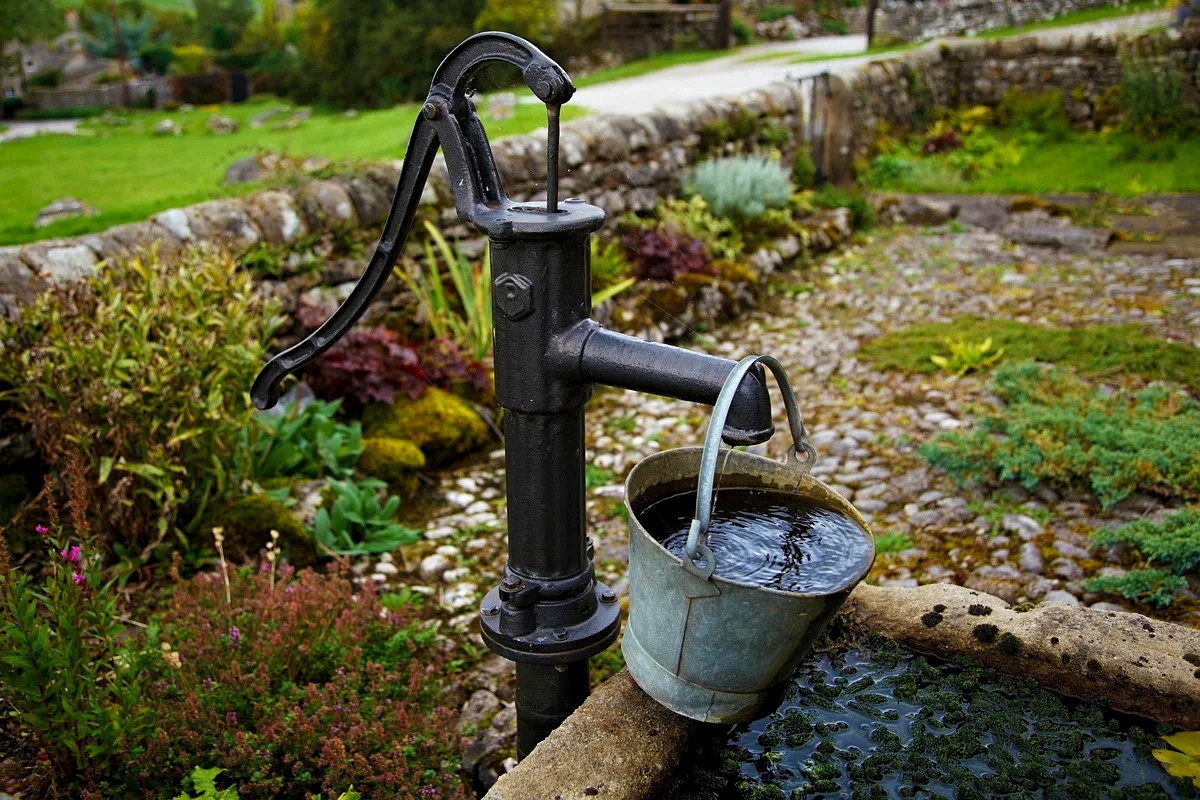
[
  {"left": 72, "top": 571, "right": 86, "bottom": 586},
  {"left": 60, "top": 545, "right": 81, "bottom": 563},
  {"left": 35, "top": 525, "right": 49, "bottom": 535},
  {"left": 228, "top": 625, "right": 242, "bottom": 647}
]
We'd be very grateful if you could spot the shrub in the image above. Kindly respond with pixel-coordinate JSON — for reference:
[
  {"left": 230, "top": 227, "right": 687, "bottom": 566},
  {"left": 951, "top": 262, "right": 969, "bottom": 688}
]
[
  {"left": 126, "top": 565, "right": 467, "bottom": 799},
  {"left": 0, "top": 249, "right": 278, "bottom": 562},
  {"left": 620, "top": 227, "right": 713, "bottom": 281},
  {"left": 590, "top": 235, "right": 634, "bottom": 296},
  {"left": 0, "top": 465, "right": 151, "bottom": 789},
  {"left": 29, "top": 68, "right": 64, "bottom": 88},
  {"left": 298, "top": 323, "right": 441, "bottom": 412},
  {"left": 1084, "top": 568, "right": 1189, "bottom": 610},
  {"left": 1093, "top": 507, "right": 1200, "bottom": 576},
  {"left": 792, "top": 148, "right": 817, "bottom": 189},
  {"left": 811, "top": 186, "right": 875, "bottom": 231},
  {"left": 997, "top": 89, "right": 1071, "bottom": 141},
  {"left": 683, "top": 156, "right": 793, "bottom": 220},
  {"left": 920, "top": 364, "right": 1200, "bottom": 508},
  {"left": 1119, "top": 57, "right": 1198, "bottom": 140}
]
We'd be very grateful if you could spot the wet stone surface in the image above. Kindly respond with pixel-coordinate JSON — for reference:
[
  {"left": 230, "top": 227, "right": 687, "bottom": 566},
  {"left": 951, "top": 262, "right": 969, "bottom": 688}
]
[{"left": 353, "top": 223, "right": 1199, "bottom": 787}]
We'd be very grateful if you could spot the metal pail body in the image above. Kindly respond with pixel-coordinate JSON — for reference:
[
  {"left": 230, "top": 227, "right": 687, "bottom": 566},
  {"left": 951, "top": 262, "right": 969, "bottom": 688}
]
[{"left": 622, "top": 447, "right": 875, "bottom": 723}]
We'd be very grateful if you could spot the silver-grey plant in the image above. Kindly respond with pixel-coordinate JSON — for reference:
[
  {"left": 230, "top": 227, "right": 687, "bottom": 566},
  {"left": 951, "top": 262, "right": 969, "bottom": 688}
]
[{"left": 682, "top": 155, "right": 793, "bottom": 220}]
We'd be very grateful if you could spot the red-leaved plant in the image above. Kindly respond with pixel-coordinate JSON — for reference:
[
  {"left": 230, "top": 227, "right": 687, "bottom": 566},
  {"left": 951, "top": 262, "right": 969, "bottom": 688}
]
[
  {"left": 126, "top": 564, "right": 468, "bottom": 799},
  {"left": 620, "top": 226, "right": 713, "bottom": 281}
]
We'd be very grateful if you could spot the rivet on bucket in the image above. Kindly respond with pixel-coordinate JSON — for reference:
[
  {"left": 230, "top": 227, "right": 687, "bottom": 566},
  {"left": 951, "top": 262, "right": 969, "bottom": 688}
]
[{"left": 622, "top": 355, "right": 876, "bottom": 723}]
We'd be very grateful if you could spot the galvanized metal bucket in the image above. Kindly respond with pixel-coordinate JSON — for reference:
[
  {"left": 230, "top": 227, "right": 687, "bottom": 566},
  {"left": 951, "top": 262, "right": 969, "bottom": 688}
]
[{"left": 622, "top": 355, "right": 875, "bottom": 723}]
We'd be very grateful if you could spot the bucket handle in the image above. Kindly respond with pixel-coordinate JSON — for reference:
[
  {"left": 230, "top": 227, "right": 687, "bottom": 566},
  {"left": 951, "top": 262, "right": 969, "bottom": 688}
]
[{"left": 684, "top": 355, "right": 817, "bottom": 571}]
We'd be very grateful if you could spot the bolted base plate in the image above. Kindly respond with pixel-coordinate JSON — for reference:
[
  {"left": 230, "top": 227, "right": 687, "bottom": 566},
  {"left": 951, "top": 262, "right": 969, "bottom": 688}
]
[{"left": 479, "top": 581, "right": 621, "bottom": 664}]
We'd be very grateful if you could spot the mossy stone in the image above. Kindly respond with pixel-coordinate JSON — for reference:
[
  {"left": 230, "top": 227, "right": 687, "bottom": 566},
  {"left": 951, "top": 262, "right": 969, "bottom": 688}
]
[
  {"left": 362, "top": 387, "right": 488, "bottom": 467},
  {"left": 357, "top": 437, "right": 426, "bottom": 496},
  {"left": 203, "top": 493, "right": 317, "bottom": 568}
]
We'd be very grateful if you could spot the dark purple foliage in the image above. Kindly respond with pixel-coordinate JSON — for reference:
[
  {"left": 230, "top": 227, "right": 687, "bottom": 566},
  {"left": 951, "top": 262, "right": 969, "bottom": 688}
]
[{"left": 620, "top": 227, "right": 713, "bottom": 281}]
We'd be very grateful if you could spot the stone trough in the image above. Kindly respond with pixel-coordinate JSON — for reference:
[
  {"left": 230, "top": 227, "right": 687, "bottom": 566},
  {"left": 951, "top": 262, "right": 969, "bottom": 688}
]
[{"left": 485, "top": 583, "right": 1200, "bottom": 799}]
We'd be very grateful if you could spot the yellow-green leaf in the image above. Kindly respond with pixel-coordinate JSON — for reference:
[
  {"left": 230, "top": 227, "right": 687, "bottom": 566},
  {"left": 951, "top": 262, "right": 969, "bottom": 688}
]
[{"left": 1162, "top": 730, "right": 1200, "bottom": 758}]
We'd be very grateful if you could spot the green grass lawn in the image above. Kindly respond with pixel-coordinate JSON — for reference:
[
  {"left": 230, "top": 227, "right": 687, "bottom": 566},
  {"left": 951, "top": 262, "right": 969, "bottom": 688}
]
[
  {"left": 872, "top": 133, "right": 1200, "bottom": 196},
  {"left": 1, "top": 97, "right": 583, "bottom": 245}
]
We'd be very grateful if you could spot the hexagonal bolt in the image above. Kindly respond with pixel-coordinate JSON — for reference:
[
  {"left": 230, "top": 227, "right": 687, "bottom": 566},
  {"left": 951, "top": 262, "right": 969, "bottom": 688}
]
[{"left": 495, "top": 273, "right": 534, "bottom": 321}]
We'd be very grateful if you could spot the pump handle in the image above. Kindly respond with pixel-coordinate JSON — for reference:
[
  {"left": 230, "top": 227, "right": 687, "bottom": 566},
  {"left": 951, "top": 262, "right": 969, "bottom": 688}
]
[{"left": 252, "top": 33, "right": 572, "bottom": 409}]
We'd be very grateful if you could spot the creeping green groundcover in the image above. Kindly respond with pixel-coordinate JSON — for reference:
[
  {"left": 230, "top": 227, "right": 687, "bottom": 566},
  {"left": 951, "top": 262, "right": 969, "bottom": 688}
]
[{"left": 668, "top": 637, "right": 1199, "bottom": 800}]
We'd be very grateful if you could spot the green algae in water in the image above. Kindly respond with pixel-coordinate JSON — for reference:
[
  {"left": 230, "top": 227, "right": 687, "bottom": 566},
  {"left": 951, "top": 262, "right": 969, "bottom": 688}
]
[{"left": 667, "top": 639, "right": 1199, "bottom": 800}]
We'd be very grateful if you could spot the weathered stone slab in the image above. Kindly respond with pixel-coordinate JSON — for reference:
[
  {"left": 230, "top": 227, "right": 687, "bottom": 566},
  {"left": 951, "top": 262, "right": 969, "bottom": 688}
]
[
  {"left": 182, "top": 200, "right": 262, "bottom": 254},
  {"left": 246, "top": 190, "right": 309, "bottom": 248},
  {"left": 844, "top": 583, "right": 1200, "bottom": 729},
  {"left": 0, "top": 247, "right": 43, "bottom": 318},
  {"left": 19, "top": 240, "right": 99, "bottom": 284},
  {"left": 483, "top": 669, "right": 703, "bottom": 800}
]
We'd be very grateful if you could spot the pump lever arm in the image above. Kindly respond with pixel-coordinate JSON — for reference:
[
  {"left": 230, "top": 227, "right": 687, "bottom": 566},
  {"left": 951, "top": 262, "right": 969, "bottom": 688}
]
[{"left": 251, "top": 32, "right": 572, "bottom": 410}]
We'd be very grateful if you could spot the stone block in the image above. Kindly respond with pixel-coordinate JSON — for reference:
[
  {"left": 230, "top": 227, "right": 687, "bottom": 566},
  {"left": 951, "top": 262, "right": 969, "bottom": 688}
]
[
  {"left": 0, "top": 247, "right": 43, "bottom": 316},
  {"left": 183, "top": 200, "right": 262, "bottom": 254},
  {"left": 246, "top": 190, "right": 309, "bottom": 248},
  {"left": 332, "top": 175, "right": 391, "bottom": 227},
  {"left": 20, "top": 241, "right": 99, "bottom": 284},
  {"left": 96, "top": 220, "right": 187, "bottom": 263}
]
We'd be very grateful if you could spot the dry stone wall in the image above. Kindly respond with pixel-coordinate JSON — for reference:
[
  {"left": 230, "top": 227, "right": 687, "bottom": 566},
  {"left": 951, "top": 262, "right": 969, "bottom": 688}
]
[
  {"left": 4, "top": 24, "right": 1197, "bottom": 322},
  {"left": 869, "top": 0, "right": 1129, "bottom": 42},
  {"left": 838, "top": 23, "right": 1200, "bottom": 167}
]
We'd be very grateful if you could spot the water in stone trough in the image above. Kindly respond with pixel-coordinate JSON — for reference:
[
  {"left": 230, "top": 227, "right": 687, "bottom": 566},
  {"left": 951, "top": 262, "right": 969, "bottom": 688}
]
[
  {"left": 641, "top": 487, "right": 873, "bottom": 594},
  {"left": 667, "top": 637, "right": 1199, "bottom": 800}
]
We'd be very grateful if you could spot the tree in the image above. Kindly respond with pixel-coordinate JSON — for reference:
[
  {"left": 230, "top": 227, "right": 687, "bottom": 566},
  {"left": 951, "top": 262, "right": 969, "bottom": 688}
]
[
  {"left": 474, "top": 0, "right": 558, "bottom": 46},
  {"left": 292, "top": 0, "right": 484, "bottom": 109},
  {"left": 195, "top": 0, "right": 254, "bottom": 50},
  {"left": 1, "top": 0, "right": 60, "bottom": 92},
  {"left": 83, "top": 8, "right": 151, "bottom": 60}
]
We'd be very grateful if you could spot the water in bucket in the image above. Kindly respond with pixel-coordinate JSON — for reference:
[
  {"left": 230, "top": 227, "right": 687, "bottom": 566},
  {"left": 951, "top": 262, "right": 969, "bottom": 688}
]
[{"left": 640, "top": 487, "right": 874, "bottom": 594}]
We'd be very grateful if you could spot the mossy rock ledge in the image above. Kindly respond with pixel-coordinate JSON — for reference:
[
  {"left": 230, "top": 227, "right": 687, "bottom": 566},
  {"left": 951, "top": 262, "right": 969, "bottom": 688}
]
[
  {"left": 357, "top": 436, "right": 426, "bottom": 496},
  {"left": 362, "top": 387, "right": 489, "bottom": 468}
]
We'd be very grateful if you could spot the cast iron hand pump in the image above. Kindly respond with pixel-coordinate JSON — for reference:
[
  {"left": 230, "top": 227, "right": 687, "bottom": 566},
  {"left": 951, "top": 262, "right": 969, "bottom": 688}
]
[{"left": 251, "top": 32, "right": 775, "bottom": 756}]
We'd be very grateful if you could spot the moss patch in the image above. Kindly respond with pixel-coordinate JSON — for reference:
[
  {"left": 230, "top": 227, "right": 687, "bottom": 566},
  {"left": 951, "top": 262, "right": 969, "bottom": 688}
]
[
  {"left": 973, "top": 623, "right": 1000, "bottom": 643},
  {"left": 362, "top": 387, "right": 488, "bottom": 467},
  {"left": 203, "top": 493, "right": 316, "bottom": 567},
  {"left": 858, "top": 317, "right": 1200, "bottom": 391},
  {"left": 921, "top": 610, "right": 944, "bottom": 628},
  {"left": 968, "top": 604, "right": 993, "bottom": 617},
  {"left": 357, "top": 437, "right": 426, "bottom": 496},
  {"left": 996, "top": 632, "right": 1023, "bottom": 656}
]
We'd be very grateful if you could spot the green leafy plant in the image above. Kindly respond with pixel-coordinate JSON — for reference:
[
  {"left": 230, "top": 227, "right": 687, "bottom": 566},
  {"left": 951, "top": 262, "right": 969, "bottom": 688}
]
[
  {"left": 311, "top": 477, "right": 420, "bottom": 556},
  {"left": 929, "top": 336, "right": 1004, "bottom": 376},
  {"left": 997, "top": 89, "right": 1072, "bottom": 140},
  {"left": 0, "top": 248, "right": 278, "bottom": 562},
  {"left": 873, "top": 530, "right": 914, "bottom": 554},
  {"left": 683, "top": 156, "right": 793, "bottom": 220},
  {"left": 590, "top": 235, "right": 637, "bottom": 307},
  {"left": 811, "top": 186, "right": 875, "bottom": 231},
  {"left": 920, "top": 365, "right": 1200, "bottom": 508},
  {"left": 234, "top": 398, "right": 363, "bottom": 485},
  {"left": 394, "top": 220, "right": 492, "bottom": 361},
  {"left": 0, "top": 470, "right": 150, "bottom": 788},
  {"left": 173, "top": 766, "right": 239, "bottom": 800}
]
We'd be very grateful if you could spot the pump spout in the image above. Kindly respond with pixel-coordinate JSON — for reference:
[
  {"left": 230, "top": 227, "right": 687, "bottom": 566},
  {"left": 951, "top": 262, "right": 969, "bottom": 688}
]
[{"left": 569, "top": 325, "right": 774, "bottom": 446}]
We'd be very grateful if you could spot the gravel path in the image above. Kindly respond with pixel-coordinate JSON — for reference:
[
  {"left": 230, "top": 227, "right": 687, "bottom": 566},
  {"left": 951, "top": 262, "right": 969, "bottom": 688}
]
[{"left": 362, "top": 221, "right": 1199, "bottom": 789}]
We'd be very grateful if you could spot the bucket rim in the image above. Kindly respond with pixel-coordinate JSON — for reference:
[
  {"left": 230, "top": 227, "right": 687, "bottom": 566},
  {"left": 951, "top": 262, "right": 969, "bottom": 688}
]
[{"left": 624, "top": 447, "right": 876, "bottom": 599}]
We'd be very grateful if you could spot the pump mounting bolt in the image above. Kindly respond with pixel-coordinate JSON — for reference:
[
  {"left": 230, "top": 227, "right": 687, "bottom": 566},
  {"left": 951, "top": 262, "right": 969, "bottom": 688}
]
[
  {"left": 495, "top": 273, "right": 534, "bottom": 321},
  {"left": 422, "top": 102, "right": 440, "bottom": 121},
  {"left": 552, "top": 628, "right": 569, "bottom": 641},
  {"left": 600, "top": 589, "right": 617, "bottom": 604},
  {"left": 481, "top": 603, "right": 500, "bottom": 616},
  {"left": 501, "top": 576, "right": 525, "bottom": 592}
]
